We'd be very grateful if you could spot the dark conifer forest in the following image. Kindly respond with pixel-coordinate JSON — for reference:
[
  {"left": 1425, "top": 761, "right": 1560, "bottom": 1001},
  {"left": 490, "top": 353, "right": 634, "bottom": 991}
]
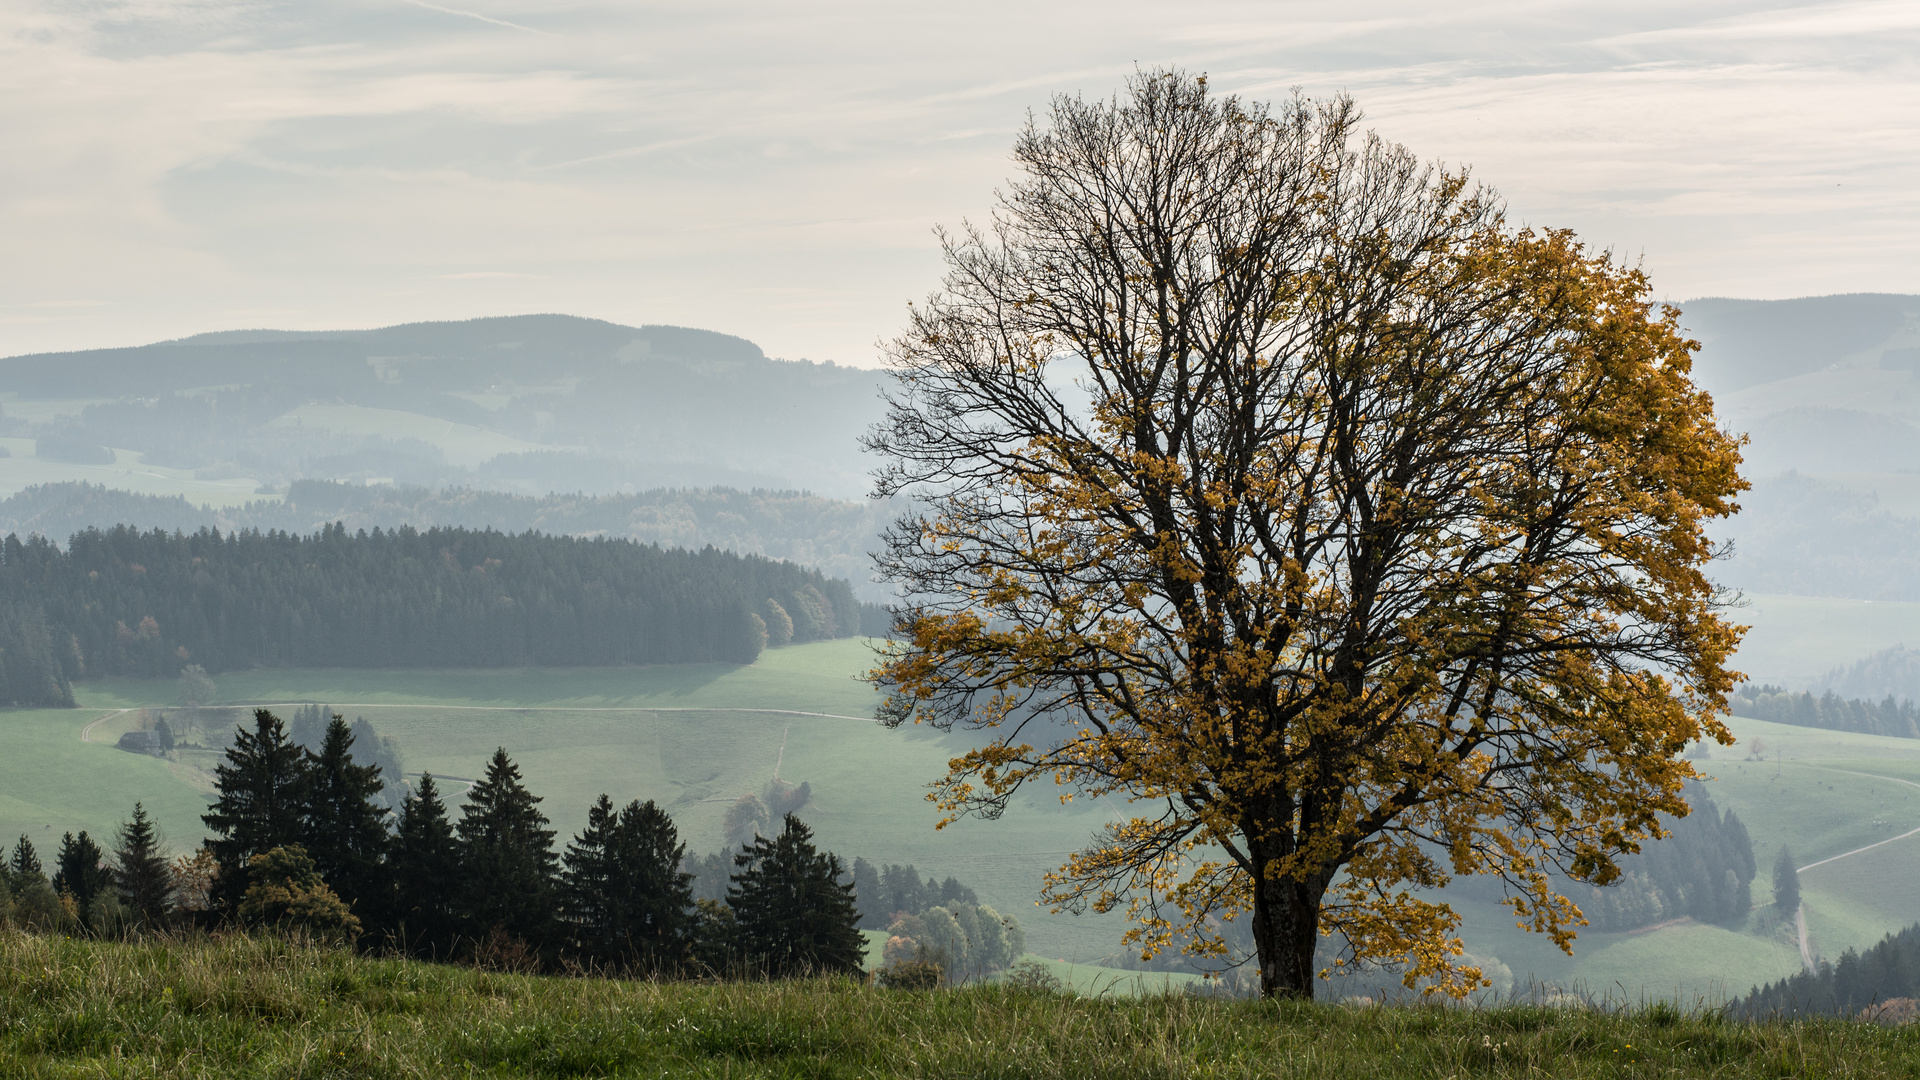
[{"left": 0, "top": 524, "right": 886, "bottom": 704}]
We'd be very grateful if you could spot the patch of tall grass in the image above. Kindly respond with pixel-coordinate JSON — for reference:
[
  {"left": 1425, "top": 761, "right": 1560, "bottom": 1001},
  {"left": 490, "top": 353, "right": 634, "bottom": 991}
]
[{"left": 1, "top": 927, "right": 1915, "bottom": 1078}]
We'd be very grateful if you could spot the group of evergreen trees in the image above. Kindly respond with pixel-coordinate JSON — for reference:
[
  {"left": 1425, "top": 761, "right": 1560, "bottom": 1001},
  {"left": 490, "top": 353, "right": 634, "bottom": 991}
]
[
  {"left": 6, "top": 708, "right": 870, "bottom": 977},
  {"left": 1730, "top": 684, "right": 1920, "bottom": 740},
  {"left": 0, "top": 524, "right": 886, "bottom": 704},
  {"left": 1736, "top": 921, "right": 1920, "bottom": 1018},
  {"left": 1566, "top": 786, "right": 1758, "bottom": 932},
  {"left": 1, "top": 804, "right": 176, "bottom": 935}
]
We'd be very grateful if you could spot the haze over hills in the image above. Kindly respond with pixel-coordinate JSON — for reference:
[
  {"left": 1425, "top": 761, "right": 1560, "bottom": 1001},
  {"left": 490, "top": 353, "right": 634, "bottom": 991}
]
[
  {"left": 7, "top": 295, "right": 1920, "bottom": 635},
  {"left": 0, "top": 314, "right": 888, "bottom": 500}
]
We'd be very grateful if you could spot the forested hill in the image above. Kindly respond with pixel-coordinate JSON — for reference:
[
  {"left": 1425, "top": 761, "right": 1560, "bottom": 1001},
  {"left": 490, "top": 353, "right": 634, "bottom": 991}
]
[
  {"left": 0, "top": 525, "right": 886, "bottom": 706},
  {"left": 0, "top": 481, "right": 892, "bottom": 601}
]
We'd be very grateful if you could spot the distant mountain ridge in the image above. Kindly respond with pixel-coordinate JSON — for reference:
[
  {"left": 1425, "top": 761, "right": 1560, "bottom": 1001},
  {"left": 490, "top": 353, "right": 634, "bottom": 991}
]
[{"left": 0, "top": 314, "right": 887, "bottom": 499}]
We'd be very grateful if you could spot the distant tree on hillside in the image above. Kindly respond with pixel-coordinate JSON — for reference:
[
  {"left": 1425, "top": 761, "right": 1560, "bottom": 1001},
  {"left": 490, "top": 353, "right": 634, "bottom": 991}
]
[
  {"left": 0, "top": 523, "right": 875, "bottom": 676},
  {"left": 722, "top": 793, "right": 770, "bottom": 852},
  {"left": 456, "top": 749, "right": 558, "bottom": 950},
  {"left": 727, "top": 814, "right": 864, "bottom": 978},
  {"left": 177, "top": 664, "right": 216, "bottom": 708},
  {"left": 203, "top": 710, "right": 312, "bottom": 911},
  {"left": 1774, "top": 847, "right": 1802, "bottom": 915}
]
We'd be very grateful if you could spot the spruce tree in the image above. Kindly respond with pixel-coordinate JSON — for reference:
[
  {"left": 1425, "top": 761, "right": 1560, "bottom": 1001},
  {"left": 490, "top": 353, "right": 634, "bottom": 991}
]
[
  {"left": 561, "top": 796, "right": 694, "bottom": 970},
  {"left": 203, "top": 709, "right": 311, "bottom": 910},
  {"left": 456, "top": 748, "right": 557, "bottom": 949},
  {"left": 52, "top": 831, "right": 110, "bottom": 910},
  {"left": 9, "top": 834, "right": 44, "bottom": 884},
  {"left": 1774, "top": 846, "right": 1802, "bottom": 916},
  {"left": 114, "top": 803, "right": 173, "bottom": 925},
  {"left": 301, "top": 714, "right": 391, "bottom": 918},
  {"left": 728, "top": 814, "right": 865, "bottom": 977},
  {"left": 392, "top": 773, "right": 461, "bottom": 958},
  {"left": 559, "top": 795, "right": 620, "bottom": 960}
]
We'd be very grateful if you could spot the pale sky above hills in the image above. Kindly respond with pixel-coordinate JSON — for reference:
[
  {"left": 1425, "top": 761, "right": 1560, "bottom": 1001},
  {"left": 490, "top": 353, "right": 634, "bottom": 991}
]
[{"left": 1, "top": 0, "right": 1915, "bottom": 365}]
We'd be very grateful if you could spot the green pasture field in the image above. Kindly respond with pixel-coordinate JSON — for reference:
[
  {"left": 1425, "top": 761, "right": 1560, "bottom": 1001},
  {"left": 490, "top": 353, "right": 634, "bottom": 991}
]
[{"left": 20, "top": 643, "right": 1920, "bottom": 1000}]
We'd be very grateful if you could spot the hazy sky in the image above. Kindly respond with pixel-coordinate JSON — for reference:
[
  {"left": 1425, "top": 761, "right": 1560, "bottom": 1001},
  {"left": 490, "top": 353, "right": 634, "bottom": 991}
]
[{"left": 2, "top": 0, "right": 1915, "bottom": 364}]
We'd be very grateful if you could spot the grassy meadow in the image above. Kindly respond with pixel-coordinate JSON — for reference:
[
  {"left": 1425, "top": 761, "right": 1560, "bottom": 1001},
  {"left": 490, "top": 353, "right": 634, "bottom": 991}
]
[
  {"left": 16, "top": 626, "right": 1920, "bottom": 1000},
  {"left": 6, "top": 931, "right": 1917, "bottom": 1080}
]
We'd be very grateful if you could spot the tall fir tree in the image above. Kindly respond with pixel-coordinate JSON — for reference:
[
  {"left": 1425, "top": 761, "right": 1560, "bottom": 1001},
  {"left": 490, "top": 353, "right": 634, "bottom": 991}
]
[
  {"left": 561, "top": 796, "right": 694, "bottom": 970},
  {"left": 301, "top": 714, "right": 391, "bottom": 918},
  {"left": 1774, "top": 846, "right": 1802, "bottom": 916},
  {"left": 51, "top": 831, "right": 110, "bottom": 910},
  {"left": 728, "top": 813, "right": 865, "bottom": 978},
  {"left": 114, "top": 803, "right": 173, "bottom": 925},
  {"left": 392, "top": 774, "right": 462, "bottom": 958},
  {"left": 9, "top": 834, "right": 44, "bottom": 884},
  {"left": 456, "top": 748, "right": 558, "bottom": 950},
  {"left": 203, "top": 709, "right": 311, "bottom": 910}
]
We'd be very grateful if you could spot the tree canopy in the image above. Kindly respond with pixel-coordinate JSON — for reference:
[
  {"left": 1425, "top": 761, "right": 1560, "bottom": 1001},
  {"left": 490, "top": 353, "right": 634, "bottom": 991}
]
[{"left": 867, "top": 71, "right": 1746, "bottom": 999}]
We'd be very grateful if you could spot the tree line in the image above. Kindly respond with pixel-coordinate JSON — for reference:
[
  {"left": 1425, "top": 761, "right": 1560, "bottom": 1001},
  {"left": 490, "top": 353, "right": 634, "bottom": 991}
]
[
  {"left": 0, "top": 523, "right": 888, "bottom": 705},
  {"left": 0, "top": 709, "right": 1023, "bottom": 984},
  {"left": 0, "top": 480, "right": 894, "bottom": 602},
  {"left": 1730, "top": 684, "right": 1920, "bottom": 740},
  {"left": 1735, "top": 920, "right": 1920, "bottom": 1019}
]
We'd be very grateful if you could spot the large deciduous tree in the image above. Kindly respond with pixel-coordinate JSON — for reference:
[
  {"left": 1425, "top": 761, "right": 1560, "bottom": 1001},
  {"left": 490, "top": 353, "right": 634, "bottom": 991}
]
[{"left": 866, "top": 71, "right": 1746, "bottom": 999}]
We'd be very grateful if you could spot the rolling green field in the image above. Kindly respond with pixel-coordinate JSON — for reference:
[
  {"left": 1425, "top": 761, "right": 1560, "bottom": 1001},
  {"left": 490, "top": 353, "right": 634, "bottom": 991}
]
[{"left": 17, "top": 638, "right": 1920, "bottom": 999}]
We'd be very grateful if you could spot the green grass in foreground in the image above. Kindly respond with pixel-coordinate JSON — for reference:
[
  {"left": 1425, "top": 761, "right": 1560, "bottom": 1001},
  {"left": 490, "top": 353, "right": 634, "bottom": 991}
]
[{"left": 3, "top": 933, "right": 1917, "bottom": 1079}]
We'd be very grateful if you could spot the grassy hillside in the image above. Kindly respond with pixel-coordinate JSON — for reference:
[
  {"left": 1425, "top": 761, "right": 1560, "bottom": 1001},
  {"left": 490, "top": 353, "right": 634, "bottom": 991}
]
[{"left": 2, "top": 932, "right": 1909, "bottom": 1079}]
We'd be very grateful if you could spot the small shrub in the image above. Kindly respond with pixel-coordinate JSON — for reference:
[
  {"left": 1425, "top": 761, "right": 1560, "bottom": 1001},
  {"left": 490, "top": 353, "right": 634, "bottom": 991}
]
[
  {"left": 238, "top": 846, "right": 360, "bottom": 940},
  {"left": 471, "top": 926, "right": 541, "bottom": 974},
  {"left": 1003, "top": 960, "right": 1063, "bottom": 995},
  {"left": 877, "top": 958, "right": 943, "bottom": 991}
]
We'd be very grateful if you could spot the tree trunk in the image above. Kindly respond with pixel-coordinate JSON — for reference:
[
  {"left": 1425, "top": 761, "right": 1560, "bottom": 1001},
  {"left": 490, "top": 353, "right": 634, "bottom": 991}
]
[{"left": 1249, "top": 846, "right": 1330, "bottom": 1000}]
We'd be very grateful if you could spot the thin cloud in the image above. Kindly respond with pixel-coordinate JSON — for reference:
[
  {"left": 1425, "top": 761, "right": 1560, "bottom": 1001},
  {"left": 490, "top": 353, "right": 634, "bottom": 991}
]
[{"left": 394, "top": 0, "right": 553, "bottom": 36}]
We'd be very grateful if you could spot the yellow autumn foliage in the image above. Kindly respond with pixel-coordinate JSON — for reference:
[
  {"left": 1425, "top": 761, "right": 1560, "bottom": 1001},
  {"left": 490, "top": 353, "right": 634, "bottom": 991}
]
[{"left": 867, "top": 71, "right": 1745, "bottom": 999}]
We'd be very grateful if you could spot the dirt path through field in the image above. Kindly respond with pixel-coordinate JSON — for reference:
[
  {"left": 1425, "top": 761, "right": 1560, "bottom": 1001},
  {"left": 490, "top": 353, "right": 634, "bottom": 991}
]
[
  {"left": 1795, "top": 905, "right": 1813, "bottom": 969},
  {"left": 78, "top": 709, "right": 132, "bottom": 744}
]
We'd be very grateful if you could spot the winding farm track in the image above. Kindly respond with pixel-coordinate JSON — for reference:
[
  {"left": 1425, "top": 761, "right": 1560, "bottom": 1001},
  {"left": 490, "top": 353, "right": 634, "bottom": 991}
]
[
  {"left": 78, "top": 709, "right": 132, "bottom": 744},
  {"left": 1793, "top": 767, "right": 1920, "bottom": 874}
]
